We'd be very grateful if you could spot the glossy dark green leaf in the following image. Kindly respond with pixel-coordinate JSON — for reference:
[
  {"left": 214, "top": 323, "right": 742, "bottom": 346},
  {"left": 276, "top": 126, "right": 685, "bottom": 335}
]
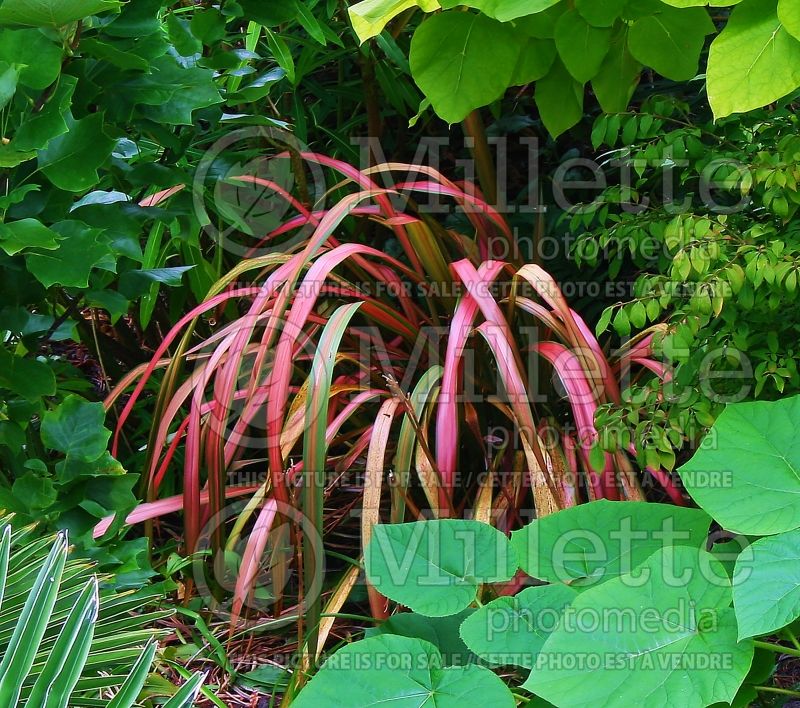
[
  {"left": 38, "top": 113, "right": 115, "bottom": 192},
  {"left": 0, "top": 218, "right": 59, "bottom": 255},
  {"left": 40, "top": 395, "right": 110, "bottom": 462},
  {"left": 0, "top": 28, "right": 61, "bottom": 88},
  {"left": 0, "top": 0, "right": 120, "bottom": 27},
  {"left": 0, "top": 349, "right": 56, "bottom": 400},
  {"left": 13, "top": 75, "right": 76, "bottom": 151}
]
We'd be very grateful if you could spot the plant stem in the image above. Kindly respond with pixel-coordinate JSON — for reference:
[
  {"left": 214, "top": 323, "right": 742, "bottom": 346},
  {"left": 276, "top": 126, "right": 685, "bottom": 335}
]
[
  {"left": 462, "top": 109, "right": 497, "bottom": 206},
  {"left": 753, "top": 640, "right": 800, "bottom": 658},
  {"left": 756, "top": 686, "right": 800, "bottom": 698},
  {"left": 784, "top": 627, "right": 800, "bottom": 651}
]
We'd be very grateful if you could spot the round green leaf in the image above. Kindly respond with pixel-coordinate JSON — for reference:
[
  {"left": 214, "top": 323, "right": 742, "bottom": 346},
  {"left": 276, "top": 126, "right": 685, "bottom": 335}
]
[
  {"left": 527, "top": 546, "right": 754, "bottom": 707},
  {"left": 409, "top": 12, "right": 522, "bottom": 123},
  {"left": 733, "top": 529, "right": 800, "bottom": 639},
  {"left": 707, "top": 0, "right": 800, "bottom": 118},
  {"left": 293, "top": 635, "right": 515, "bottom": 708},
  {"left": 628, "top": 5, "right": 715, "bottom": 81},
  {"left": 554, "top": 9, "right": 612, "bottom": 83},
  {"left": 510, "top": 500, "right": 712, "bottom": 586},
  {"left": 679, "top": 395, "right": 800, "bottom": 535},
  {"left": 459, "top": 584, "right": 578, "bottom": 668},
  {"left": 365, "top": 520, "right": 516, "bottom": 617}
]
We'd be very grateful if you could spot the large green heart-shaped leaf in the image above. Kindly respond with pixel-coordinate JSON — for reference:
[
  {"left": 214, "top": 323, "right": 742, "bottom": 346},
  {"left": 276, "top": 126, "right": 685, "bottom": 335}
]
[
  {"left": 40, "top": 395, "right": 110, "bottom": 462},
  {"left": 554, "top": 9, "right": 612, "bottom": 83},
  {"left": 628, "top": 5, "right": 715, "bottom": 81},
  {"left": 707, "top": 0, "right": 800, "bottom": 118},
  {"left": 0, "top": 0, "right": 120, "bottom": 27},
  {"left": 733, "top": 529, "right": 800, "bottom": 639},
  {"left": 293, "top": 635, "right": 514, "bottom": 708},
  {"left": 528, "top": 546, "right": 754, "bottom": 707},
  {"left": 510, "top": 37, "right": 556, "bottom": 85},
  {"left": 409, "top": 12, "right": 522, "bottom": 123},
  {"left": 365, "top": 520, "right": 516, "bottom": 617},
  {"left": 511, "top": 500, "right": 711, "bottom": 586},
  {"left": 679, "top": 395, "right": 800, "bottom": 535},
  {"left": 459, "top": 584, "right": 577, "bottom": 668}
]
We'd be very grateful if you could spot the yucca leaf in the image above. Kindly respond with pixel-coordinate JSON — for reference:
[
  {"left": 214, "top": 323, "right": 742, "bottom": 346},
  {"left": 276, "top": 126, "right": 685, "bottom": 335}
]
[
  {"left": 27, "top": 577, "right": 98, "bottom": 707},
  {"left": 105, "top": 639, "right": 157, "bottom": 708},
  {"left": 0, "top": 531, "right": 68, "bottom": 706},
  {"left": 0, "top": 525, "right": 10, "bottom": 610},
  {"left": 161, "top": 671, "right": 205, "bottom": 708}
]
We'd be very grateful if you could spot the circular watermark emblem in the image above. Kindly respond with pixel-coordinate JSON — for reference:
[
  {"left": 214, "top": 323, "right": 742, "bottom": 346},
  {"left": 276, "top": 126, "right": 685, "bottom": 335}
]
[
  {"left": 192, "top": 498, "right": 326, "bottom": 621},
  {"left": 192, "top": 126, "right": 327, "bottom": 258}
]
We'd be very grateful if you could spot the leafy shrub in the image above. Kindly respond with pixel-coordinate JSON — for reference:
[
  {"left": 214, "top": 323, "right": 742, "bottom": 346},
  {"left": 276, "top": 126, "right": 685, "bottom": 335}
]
[{"left": 571, "top": 98, "right": 800, "bottom": 466}]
